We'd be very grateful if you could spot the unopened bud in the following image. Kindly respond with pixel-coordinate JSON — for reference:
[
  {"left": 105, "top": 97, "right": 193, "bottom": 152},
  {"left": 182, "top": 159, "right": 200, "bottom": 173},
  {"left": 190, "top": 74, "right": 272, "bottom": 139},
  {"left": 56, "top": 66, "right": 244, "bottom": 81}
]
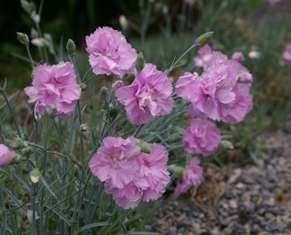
[
  {"left": 135, "top": 52, "right": 145, "bottom": 71},
  {"left": 17, "top": 32, "right": 29, "bottom": 46},
  {"left": 29, "top": 169, "right": 41, "bottom": 184},
  {"left": 167, "top": 164, "right": 185, "bottom": 178},
  {"left": 119, "top": 15, "right": 128, "bottom": 31},
  {"left": 9, "top": 137, "right": 27, "bottom": 149},
  {"left": 31, "top": 38, "right": 45, "bottom": 47},
  {"left": 167, "top": 134, "right": 182, "bottom": 143},
  {"left": 26, "top": 210, "right": 40, "bottom": 224},
  {"left": 221, "top": 140, "right": 234, "bottom": 149},
  {"left": 80, "top": 123, "right": 89, "bottom": 132},
  {"left": 112, "top": 80, "right": 124, "bottom": 91},
  {"left": 21, "top": 146, "right": 33, "bottom": 158},
  {"left": 30, "top": 28, "right": 38, "bottom": 38},
  {"left": 79, "top": 83, "right": 87, "bottom": 91},
  {"left": 101, "top": 86, "right": 108, "bottom": 97},
  {"left": 126, "top": 73, "right": 135, "bottom": 85},
  {"left": 195, "top": 31, "right": 214, "bottom": 46},
  {"left": 10, "top": 154, "right": 22, "bottom": 165},
  {"left": 66, "top": 39, "right": 76, "bottom": 56},
  {"left": 134, "top": 139, "right": 152, "bottom": 154}
]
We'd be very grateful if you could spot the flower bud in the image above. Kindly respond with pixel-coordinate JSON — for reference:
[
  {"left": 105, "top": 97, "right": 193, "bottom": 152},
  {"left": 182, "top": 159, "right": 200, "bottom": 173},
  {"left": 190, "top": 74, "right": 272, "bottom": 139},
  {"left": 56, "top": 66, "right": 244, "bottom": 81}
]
[
  {"left": 167, "top": 134, "right": 182, "bottom": 143},
  {"left": 26, "top": 210, "right": 40, "bottom": 224},
  {"left": 21, "top": 146, "right": 33, "bottom": 158},
  {"left": 79, "top": 83, "right": 87, "bottom": 91},
  {"left": 9, "top": 137, "right": 27, "bottom": 149},
  {"left": 31, "top": 38, "right": 45, "bottom": 47},
  {"left": 17, "top": 32, "right": 29, "bottom": 46},
  {"left": 135, "top": 52, "right": 145, "bottom": 71},
  {"left": 29, "top": 169, "right": 41, "bottom": 184},
  {"left": 80, "top": 123, "right": 89, "bottom": 132},
  {"left": 221, "top": 140, "right": 234, "bottom": 149},
  {"left": 167, "top": 164, "right": 185, "bottom": 178},
  {"left": 126, "top": 73, "right": 135, "bottom": 85},
  {"left": 135, "top": 139, "right": 152, "bottom": 154},
  {"left": 119, "top": 15, "right": 128, "bottom": 31},
  {"left": 30, "top": 28, "right": 38, "bottom": 38},
  {"left": 195, "top": 31, "right": 214, "bottom": 46},
  {"left": 112, "top": 80, "right": 124, "bottom": 91},
  {"left": 109, "top": 104, "right": 118, "bottom": 119},
  {"left": 100, "top": 86, "right": 108, "bottom": 97},
  {"left": 66, "top": 39, "right": 76, "bottom": 56}
]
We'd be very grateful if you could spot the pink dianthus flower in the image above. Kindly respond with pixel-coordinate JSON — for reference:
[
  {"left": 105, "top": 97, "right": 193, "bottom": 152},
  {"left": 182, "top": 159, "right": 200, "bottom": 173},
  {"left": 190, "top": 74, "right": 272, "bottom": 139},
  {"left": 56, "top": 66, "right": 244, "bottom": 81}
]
[
  {"left": 0, "top": 144, "right": 16, "bottom": 167},
  {"left": 175, "top": 157, "right": 203, "bottom": 196},
  {"left": 86, "top": 27, "right": 138, "bottom": 77},
  {"left": 89, "top": 136, "right": 170, "bottom": 209},
  {"left": 88, "top": 136, "right": 141, "bottom": 189},
  {"left": 183, "top": 119, "right": 221, "bottom": 156},
  {"left": 24, "top": 62, "right": 81, "bottom": 118},
  {"left": 177, "top": 51, "right": 253, "bottom": 122},
  {"left": 115, "top": 63, "right": 174, "bottom": 124}
]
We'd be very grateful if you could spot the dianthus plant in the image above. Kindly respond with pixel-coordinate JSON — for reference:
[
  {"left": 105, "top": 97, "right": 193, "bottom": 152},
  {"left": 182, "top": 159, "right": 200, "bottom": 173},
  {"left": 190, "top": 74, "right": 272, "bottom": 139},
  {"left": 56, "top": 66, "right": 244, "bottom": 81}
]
[{"left": 0, "top": 1, "right": 253, "bottom": 234}]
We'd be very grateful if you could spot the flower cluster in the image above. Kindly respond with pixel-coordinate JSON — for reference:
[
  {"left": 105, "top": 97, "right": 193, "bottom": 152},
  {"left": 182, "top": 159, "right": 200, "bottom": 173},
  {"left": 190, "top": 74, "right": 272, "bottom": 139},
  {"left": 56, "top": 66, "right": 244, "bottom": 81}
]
[
  {"left": 21, "top": 25, "right": 254, "bottom": 207},
  {"left": 24, "top": 62, "right": 81, "bottom": 118},
  {"left": 115, "top": 63, "right": 174, "bottom": 124},
  {"left": 88, "top": 136, "right": 170, "bottom": 209}
]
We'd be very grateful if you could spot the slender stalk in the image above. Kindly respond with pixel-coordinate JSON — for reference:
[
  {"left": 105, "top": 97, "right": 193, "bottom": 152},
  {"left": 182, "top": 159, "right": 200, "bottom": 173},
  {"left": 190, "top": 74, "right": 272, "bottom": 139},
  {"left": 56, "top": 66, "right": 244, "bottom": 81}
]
[{"left": 2, "top": 91, "right": 21, "bottom": 137}]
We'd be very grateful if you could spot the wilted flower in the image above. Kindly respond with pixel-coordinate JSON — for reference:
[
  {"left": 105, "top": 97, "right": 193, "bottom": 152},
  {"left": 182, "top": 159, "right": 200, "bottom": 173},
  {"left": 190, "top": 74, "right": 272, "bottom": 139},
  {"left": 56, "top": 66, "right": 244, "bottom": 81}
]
[
  {"left": 0, "top": 144, "right": 16, "bottom": 167},
  {"left": 282, "top": 44, "right": 291, "bottom": 62},
  {"left": 86, "top": 27, "right": 138, "bottom": 77},
  {"left": 115, "top": 63, "right": 174, "bottom": 124},
  {"left": 24, "top": 62, "right": 81, "bottom": 118},
  {"left": 89, "top": 136, "right": 170, "bottom": 209},
  {"left": 231, "top": 51, "right": 244, "bottom": 61},
  {"left": 175, "top": 157, "right": 203, "bottom": 196},
  {"left": 183, "top": 119, "right": 221, "bottom": 156}
]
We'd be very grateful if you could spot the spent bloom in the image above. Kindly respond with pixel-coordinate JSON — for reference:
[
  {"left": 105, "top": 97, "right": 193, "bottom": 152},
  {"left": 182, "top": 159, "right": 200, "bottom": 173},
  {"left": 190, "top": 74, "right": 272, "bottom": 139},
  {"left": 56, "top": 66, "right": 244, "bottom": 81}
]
[
  {"left": 24, "top": 62, "right": 81, "bottom": 118},
  {"left": 175, "top": 157, "right": 203, "bottom": 196},
  {"left": 194, "top": 44, "right": 213, "bottom": 70},
  {"left": 183, "top": 119, "right": 221, "bottom": 156},
  {"left": 282, "top": 44, "right": 291, "bottom": 62},
  {"left": 89, "top": 136, "right": 170, "bottom": 209},
  {"left": 86, "top": 27, "right": 138, "bottom": 77},
  {"left": 0, "top": 144, "right": 16, "bottom": 167},
  {"left": 115, "top": 63, "right": 174, "bottom": 124}
]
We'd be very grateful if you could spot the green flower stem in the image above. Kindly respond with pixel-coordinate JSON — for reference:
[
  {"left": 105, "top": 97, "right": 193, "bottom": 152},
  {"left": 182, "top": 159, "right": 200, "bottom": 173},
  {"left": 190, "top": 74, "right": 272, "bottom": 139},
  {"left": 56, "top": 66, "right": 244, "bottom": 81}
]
[
  {"left": 2, "top": 91, "right": 22, "bottom": 137},
  {"left": 25, "top": 45, "right": 35, "bottom": 70},
  {"left": 31, "top": 184, "right": 36, "bottom": 235},
  {"left": 168, "top": 43, "right": 199, "bottom": 74}
]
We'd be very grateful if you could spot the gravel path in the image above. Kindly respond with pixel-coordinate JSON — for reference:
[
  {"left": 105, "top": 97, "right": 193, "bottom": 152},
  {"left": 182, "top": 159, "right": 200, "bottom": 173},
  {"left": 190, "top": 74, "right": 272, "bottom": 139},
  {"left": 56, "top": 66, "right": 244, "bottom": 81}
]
[{"left": 149, "top": 121, "right": 291, "bottom": 235}]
